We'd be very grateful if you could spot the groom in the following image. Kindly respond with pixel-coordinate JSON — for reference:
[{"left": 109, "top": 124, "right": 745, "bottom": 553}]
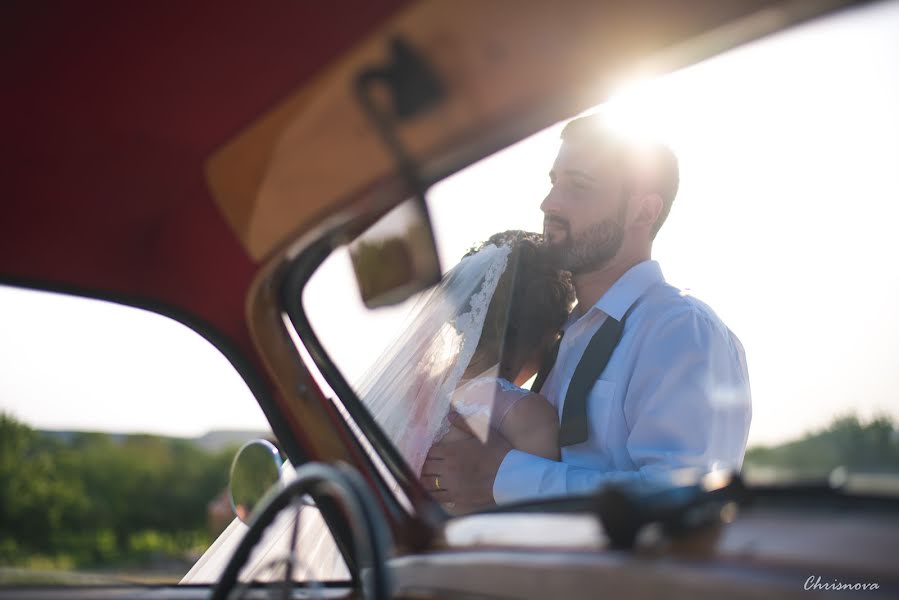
[{"left": 421, "top": 114, "right": 751, "bottom": 507}]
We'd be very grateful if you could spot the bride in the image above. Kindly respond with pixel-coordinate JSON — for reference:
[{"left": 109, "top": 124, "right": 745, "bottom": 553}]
[
  {"left": 182, "top": 230, "right": 574, "bottom": 584},
  {"left": 357, "top": 229, "right": 575, "bottom": 511}
]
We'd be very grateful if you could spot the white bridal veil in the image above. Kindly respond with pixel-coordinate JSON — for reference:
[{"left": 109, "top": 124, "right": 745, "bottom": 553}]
[
  {"left": 182, "top": 242, "right": 512, "bottom": 585},
  {"left": 355, "top": 241, "right": 512, "bottom": 474}
]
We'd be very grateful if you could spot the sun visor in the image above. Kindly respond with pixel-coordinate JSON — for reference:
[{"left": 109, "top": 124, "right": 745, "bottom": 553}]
[{"left": 206, "top": 0, "right": 851, "bottom": 262}]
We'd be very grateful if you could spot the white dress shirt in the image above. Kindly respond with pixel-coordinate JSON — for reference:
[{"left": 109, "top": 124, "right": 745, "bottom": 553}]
[{"left": 493, "top": 260, "right": 751, "bottom": 503}]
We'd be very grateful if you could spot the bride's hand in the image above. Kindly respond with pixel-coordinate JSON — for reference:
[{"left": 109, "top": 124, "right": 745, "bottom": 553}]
[{"left": 420, "top": 412, "right": 511, "bottom": 510}]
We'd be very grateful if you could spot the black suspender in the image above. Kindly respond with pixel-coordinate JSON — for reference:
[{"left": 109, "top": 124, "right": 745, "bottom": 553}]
[{"left": 533, "top": 304, "right": 637, "bottom": 447}]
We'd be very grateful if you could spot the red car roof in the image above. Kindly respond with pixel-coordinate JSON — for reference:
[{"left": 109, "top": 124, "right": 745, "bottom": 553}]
[{"left": 1, "top": 1, "right": 406, "bottom": 359}]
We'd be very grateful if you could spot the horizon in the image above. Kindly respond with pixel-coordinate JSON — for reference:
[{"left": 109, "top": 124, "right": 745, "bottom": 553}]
[{"left": 5, "top": 408, "right": 894, "bottom": 451}]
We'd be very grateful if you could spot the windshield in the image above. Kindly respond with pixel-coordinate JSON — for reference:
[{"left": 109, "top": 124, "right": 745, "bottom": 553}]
[{"left": 298, "top": 0, "right": 899, "bottom": 513}]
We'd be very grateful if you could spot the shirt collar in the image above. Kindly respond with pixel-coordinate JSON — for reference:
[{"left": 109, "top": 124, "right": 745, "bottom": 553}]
[{"left": 591, "top": 260, "right": 665, "bottom": 321}]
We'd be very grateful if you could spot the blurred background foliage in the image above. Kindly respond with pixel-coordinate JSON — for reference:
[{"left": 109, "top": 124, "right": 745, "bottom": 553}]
[
  {"left": 745, "top": 414, "right": 899, "bottom": 474},
  {"left": 2, "top": 410, "right": 898, "bottom": 581},
  {"left": 0, "top": 413, "right": 235, "bottom": 576}
]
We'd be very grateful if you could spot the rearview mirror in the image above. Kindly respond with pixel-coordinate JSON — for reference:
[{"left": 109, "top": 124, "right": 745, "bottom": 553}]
[
  {"left": 349, "top": 197, "right": 441, "bottom": 308},
  {"left": 229, "top": 439, "right": 283, "bottom": 523}
]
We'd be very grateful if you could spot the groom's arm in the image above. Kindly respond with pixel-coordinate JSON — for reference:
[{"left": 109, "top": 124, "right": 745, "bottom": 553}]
[{"left": 494, "top": 306, "right": 752, "bottom": 503}]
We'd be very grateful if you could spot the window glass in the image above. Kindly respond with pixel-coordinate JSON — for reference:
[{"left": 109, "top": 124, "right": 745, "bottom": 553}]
[
  {"left": 0, "top": 286, "right": 302, "bottom": 584},
  {"left": 301, "top": 0, "right": 899, "bottom": 512}
]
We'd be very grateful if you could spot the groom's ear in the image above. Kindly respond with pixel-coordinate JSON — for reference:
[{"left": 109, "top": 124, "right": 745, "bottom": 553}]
[{"left": 633, "top": 192, "right": 663, "bottom": 232}]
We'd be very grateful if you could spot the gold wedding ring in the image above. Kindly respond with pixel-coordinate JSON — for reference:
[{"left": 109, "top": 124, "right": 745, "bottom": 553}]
[{"left": 435, "top": 476, "right": 442, "bottom": 491}]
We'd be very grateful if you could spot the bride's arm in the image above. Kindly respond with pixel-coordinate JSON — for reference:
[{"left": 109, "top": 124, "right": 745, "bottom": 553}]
[{"left": 498, "top": 393, "right": 560, "bottom": 461}]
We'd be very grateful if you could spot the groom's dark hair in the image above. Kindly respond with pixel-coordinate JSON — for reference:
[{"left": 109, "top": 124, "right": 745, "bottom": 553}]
[
  {"left": 561, "top": 115, "right": 680, "bottom": 239},
  {"left": 463, "top": 230, "right": 575, "bottom": 381}
]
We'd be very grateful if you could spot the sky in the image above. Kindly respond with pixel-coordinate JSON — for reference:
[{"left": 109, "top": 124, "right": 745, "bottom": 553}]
[{"left": 2, "top": 1, "right": 898, "bottom": 446}]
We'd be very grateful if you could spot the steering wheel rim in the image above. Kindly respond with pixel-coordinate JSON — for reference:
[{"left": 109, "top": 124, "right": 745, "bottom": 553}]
[{"left": 210, "top": 462, "right": 392, "bottom": 600}]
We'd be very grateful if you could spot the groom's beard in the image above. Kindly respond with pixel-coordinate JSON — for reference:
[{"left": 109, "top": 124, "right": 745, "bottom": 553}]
[{"left": 544, "top": 205, "right": 626, "bottom": 275}]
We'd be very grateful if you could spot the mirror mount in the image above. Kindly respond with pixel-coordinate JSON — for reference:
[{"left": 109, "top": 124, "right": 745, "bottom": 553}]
[
  {"left": 354, "top": 36, "right": 447, "bottom": 195},
  {"left": 351, "top": 37, "right": 446, "bottom": 308}
]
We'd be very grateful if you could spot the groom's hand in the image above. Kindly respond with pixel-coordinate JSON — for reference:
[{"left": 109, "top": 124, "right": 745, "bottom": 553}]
[{"left": 420, "top": 412, "right": 512, "bottom": 510}]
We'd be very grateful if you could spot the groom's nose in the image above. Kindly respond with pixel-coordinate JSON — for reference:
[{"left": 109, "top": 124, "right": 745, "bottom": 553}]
[{"left": 540, "top": 186, "right": 562, "bottom": 216}]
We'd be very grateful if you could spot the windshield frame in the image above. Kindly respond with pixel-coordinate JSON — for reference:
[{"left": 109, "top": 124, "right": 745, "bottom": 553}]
[{"left": 280, "top": 194, "right": 454, "bottom": 529}]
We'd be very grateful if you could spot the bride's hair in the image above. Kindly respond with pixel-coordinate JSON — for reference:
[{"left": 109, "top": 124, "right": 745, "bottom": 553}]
[{"left": 463, "top": 230, "right": 575, "bottom": 382}]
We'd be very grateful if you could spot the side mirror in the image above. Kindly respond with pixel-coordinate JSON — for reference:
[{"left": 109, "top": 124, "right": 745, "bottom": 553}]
[
  {"left": 349, "top": 197, "right": 441, "bottom": 308},
  {"left": 229, "top": 439, "right": 284, "bottom": 523}
]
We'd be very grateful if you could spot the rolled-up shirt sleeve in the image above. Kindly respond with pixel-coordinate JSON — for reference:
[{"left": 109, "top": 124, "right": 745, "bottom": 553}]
[
  {"left": 493, "top": 451, "right": 649, "bottom": 503},
  {"left": 493, "top": 306, "right": 751, "bottom": 503}
]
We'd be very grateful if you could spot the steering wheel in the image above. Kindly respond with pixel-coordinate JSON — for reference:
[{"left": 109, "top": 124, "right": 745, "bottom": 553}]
[{"left": 210, "top": 462, "right": 393, "bottom": 600}]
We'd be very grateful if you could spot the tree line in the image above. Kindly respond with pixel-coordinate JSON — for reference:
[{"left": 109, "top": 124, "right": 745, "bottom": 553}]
[
  {"left": 0, "top": 413, "right": 234, "bottom": 571},
  {"left": 745, "top": 414, "right": 899, "bottom": 473},
  {"left": 2, "top": 410, "right": 898, "bottom": 573}
]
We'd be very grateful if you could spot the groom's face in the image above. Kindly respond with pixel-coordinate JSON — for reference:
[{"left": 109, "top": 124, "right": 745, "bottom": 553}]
[{"left": 540, "top": 140, "right": 629, "bottom": 274}]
